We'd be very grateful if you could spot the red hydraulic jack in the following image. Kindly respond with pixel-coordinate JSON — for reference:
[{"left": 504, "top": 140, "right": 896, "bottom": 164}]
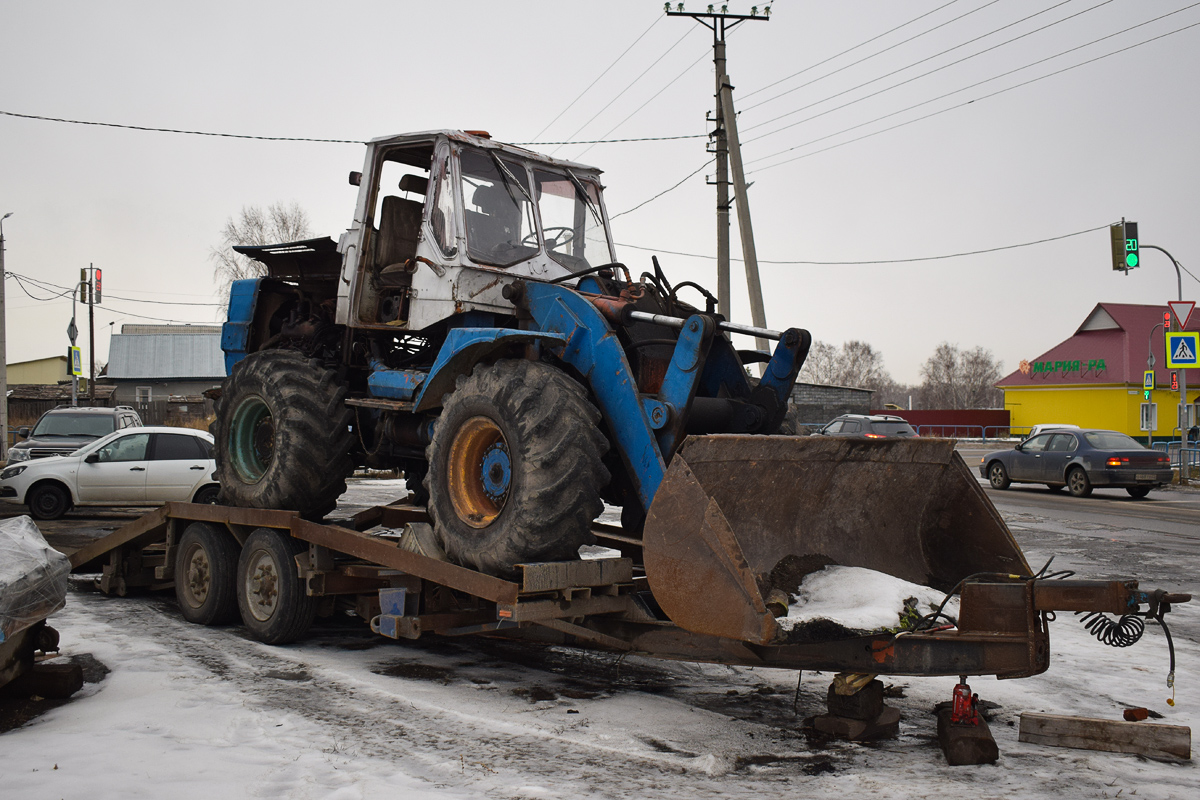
[{"left": 937, "top": 677, "right": 998, "bottom": 765}]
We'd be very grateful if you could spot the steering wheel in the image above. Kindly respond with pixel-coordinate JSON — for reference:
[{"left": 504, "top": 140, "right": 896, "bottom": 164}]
[{"left": 522, "top": 226, "right": 576, "bottom": 249}]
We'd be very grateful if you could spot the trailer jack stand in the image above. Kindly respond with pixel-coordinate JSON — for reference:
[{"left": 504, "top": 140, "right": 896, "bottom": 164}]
[
  {"left": 936, "top": 677, "right": 999, "bottom": 766},
  {"left": 811, "top": 674, "right": 900, "bottom": 742}
]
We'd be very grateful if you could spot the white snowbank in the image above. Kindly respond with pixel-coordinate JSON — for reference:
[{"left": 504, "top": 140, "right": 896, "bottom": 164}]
[{"left": 778, "top": 565, "right": 959, "bottom": 633}]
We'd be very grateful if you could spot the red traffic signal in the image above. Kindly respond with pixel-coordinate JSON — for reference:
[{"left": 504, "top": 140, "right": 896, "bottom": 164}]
[
  {"left": 1164, "top": 311, "right": 1171, "bottom": 331},
  {"left": 1172, "top": 371, "right": 1179, "bottom": 391},
  {"left": 94, "top": 268, "right": 102, "bottom": 304}
]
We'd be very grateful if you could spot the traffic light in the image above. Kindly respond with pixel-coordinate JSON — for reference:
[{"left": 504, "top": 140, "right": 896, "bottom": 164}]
[
  {"left": 1164, "top": 310, "right": 1172, "bottom": 331},
  {"left": 1110, "top": 220, "right": 1139, "bottom": 271},
  {"left": 94, "top": 268, "right": 102, "bottom": 304},
  {"left": 1172, "top": 371, "right": 1179, "bottom": 391}
]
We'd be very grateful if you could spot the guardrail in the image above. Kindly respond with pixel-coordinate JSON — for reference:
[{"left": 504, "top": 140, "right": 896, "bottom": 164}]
[{"left": 916, "top": 424, "right": 984, "bottom": 439}]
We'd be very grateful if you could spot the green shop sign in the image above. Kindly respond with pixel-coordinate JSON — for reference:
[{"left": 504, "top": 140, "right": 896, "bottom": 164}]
[{"left": 1025, "top": 359, "right": 1106, "bottom": 375}]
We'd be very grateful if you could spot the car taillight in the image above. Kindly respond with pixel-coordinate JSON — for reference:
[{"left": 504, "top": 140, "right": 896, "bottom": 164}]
[
  {"left": 864, "top": 433, "right": 885, "bottom": 439},
  {"left": 1106, "top": 457, "right": 1129, "bottom": 467},
  {"left": 1158, "top": 456, "right": 1170, "bottom": 463}
]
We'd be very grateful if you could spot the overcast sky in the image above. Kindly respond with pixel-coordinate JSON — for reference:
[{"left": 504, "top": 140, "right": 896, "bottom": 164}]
[{"left": 3, "top": 0, "right": 1198, "bottom": 384}]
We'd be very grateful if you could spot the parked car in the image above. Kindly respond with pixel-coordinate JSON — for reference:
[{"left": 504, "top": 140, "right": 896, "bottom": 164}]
[
  {"left": 7, "top": 405, "right": 143, "bottom": 463},
  {"left": 0, "top": 426, "right": 219, "bottom": 520},
  {"left": 978, "top": 428, "right": 1172, "bottom": 498},
  {"left": 815, "top": 414, "right": 917, "bottom": 438},
  {"left": 1023, "top": 423, "right": 1080, "bottom": 440}
]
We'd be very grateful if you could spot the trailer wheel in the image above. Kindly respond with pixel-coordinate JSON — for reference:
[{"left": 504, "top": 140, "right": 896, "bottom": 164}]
[
  {"left": 236, "top": 528, "right": 316, "bottom": 645},
  {"left": 426, "top": 359, "right": 610, "bottom": 578},
  {"left": 175, "top": 522, "right": 239, "bottom": 626},
  {"left": 212, "top": 350, "right": 354, "bottom": 519}
]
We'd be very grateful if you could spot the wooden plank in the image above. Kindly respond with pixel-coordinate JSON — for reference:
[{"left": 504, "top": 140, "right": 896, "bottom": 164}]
[
  {"left": 1019, "top": 712, "right": 1191, "bottom": 761},
  {"left": 518, "top": 558, "right": 633, "bottom": 593}
]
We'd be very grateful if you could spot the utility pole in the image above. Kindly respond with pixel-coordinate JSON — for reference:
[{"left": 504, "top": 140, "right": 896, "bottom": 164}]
[
  {"left": 88, "top": 264, "right": 97, "bottom": 404},
  {"left": 0, "top": 212, "right": 11, "bottom": 461},
  {"left": 668, "top": 4, "right": 769, "bottom": 344}
]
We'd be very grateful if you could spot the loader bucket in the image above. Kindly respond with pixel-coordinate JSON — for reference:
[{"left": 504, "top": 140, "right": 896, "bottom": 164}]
[{"left": 642, "top": 435, "right": 1031, "bottom": 646}]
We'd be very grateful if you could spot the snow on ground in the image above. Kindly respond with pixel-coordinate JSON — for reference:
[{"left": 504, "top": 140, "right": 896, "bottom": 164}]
[{"left": 1, "top": 478, "right": 1196, "bottom": 799}]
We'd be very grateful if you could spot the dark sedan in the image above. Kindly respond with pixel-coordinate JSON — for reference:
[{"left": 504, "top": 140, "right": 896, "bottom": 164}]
[{"left": 978, "top": 428, "right": 1172, "bottom": 498}]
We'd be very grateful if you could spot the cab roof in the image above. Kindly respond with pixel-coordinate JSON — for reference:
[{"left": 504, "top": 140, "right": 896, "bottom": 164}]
[{"left": 366, "top": 129, "right": 604, "bottom": 178}]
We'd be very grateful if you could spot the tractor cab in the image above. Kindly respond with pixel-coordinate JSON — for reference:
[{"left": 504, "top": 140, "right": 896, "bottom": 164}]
[{"left": 338, "top": 130, "right": 616, "bottom": 334}]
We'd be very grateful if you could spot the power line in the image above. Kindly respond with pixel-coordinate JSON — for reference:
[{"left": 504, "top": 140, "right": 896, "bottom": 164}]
[
  {"left": 572, "top": 47, "right": 713, "bottom": 160},
  {"left": 743, "top": 0, "right": 1091, "bottom": 134},
  {"left": 550, "top": 28, "right": 700, "bottom": 156},
  {"left": 745, "top": 3, "right": 1200, "bottom": 165},
  {"left": 9, "top": 271, "right": 224, "bottom": 306},
  {"left": 616, "top": 224, "right": 1109, "bottom": 265},
  {"left": 746, "top": 15, "right": 1200, "bottom": 175},
  {"left": 609, "top": 159, "right": 712, "bottom": 220},
  {"left": 740, "top": 0, "right": 966, "bottom": 102},
  {"left": 529, "top": 14, "right": 663, "bottom": 142}
]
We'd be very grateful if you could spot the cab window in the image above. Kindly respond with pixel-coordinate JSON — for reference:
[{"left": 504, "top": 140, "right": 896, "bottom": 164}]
[
  {"left": 461, "top": 148, "right": 536, "bottom": 267},
  {"left": 96, "top": 433, "right": 150, "bottom": 463},
  {"left": 534, "top": 170, "right": 606, "bottom": 271}
]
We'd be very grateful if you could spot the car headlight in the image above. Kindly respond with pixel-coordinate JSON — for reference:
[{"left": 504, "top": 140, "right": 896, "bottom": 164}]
[
  {"left": 1, "top": 465, "right": 27, "bottom": 480},
  {"left": 7, "top": 448, "right": 30, "bottom": 463}
]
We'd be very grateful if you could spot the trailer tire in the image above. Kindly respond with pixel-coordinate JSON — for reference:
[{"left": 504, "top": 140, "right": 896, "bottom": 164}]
[
  {"left": 175, "top": 522, "right": 239, "bottom": 626},
  {"left": 212, "top": 350, "right": 354, "bottom": 519},
  {"left": 236, "top": 528, "right": 316, "bottom": 645},
  {"left": 425, "top": 359, "right": 610, "bottom": 578}
]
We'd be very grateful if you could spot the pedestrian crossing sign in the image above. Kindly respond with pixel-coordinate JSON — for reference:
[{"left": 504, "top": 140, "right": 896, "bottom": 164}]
[
  {"left": 1144, "top": 370, "right": 1154, "bottom": 390},
  {"left": 1165, "top": 331, "right": 1199, "bottom": 368}
]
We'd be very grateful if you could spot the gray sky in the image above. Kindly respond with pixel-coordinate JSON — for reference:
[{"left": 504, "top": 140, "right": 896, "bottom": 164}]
[{"left": 3, "top": 0, "right": 1198, "bottom": 385}]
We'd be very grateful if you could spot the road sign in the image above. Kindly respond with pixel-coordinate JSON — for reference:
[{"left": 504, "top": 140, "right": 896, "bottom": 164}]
[
  {"left": 67, "top": 317, "right": 78, "bottom": 344},
  {"left": 1144, "top": 370, "right": 1155, "bottom": 390},
  {"left": 68, "top": 346, "right": 82, "bottom": 376},
  {"left": 1165, "top": 331, "right": 1199, "bottom": 369},
  {"left": 1168, "top": 300, "right": 1194, "bottom": 329}
]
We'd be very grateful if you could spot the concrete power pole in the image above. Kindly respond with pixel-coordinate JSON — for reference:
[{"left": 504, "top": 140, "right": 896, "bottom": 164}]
[
  {"left": 0, "top": 212, "right": 11, "bottom": 461},
  {"left": 668, "top": 5, "right": 769, "bottom": 340}
]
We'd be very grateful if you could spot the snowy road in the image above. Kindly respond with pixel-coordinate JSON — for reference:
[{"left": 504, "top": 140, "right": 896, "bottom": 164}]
[{"left": 1, "top": 479, "right": 1196, "bottom": 799}]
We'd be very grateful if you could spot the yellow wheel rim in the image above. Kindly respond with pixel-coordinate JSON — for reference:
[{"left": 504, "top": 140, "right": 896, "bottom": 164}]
[{"left": 447, "top": 416, "right": 510, "bottom": 529}]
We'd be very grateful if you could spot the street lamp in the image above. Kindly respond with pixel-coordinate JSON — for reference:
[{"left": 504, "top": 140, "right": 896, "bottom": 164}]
[{"left": 1, "top": 212, "right": 11, "bottom": 462}]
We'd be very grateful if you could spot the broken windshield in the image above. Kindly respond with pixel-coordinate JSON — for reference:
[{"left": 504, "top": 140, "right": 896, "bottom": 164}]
[{"left": 460, "top": 148, "right": 537, "bottom": 268}]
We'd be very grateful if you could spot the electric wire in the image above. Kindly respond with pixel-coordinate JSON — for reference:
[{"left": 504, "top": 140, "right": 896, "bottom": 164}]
[
  {"left": 746, "top": 17, "right": 1200, "bottom": 175},
  {"left": 8, "top": 271, "right": 224, "bottom": 306},
  {"left": 743, "top": 0, "right": 1100, "bottom": 135},
  {"left": 615, "top": 224, "right": 1108, "bottom": 264},
  {"left": 741, "top": 0, "right": 1000, "bottom": 112},
  {"left": 550, "top": 28, "right": 700, "bottom": 156},
  {"left": 744, "top": 3, "right": 1200, "bottom": 164},
  {"left": 609, "top": 159, "right": 712, "bottom": 220},
  {"left": 529, "top": 14, "right": 663, "bottom": 142},
  {"left": 572, "top": 47, "right": 713, "bottom": 161},
  {"left": 740, "top": 0, "right": 966, "bottom": 101}
]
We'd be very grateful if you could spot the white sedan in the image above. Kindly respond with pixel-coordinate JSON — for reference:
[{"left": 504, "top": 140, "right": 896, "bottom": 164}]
[{"left": 0, "top": 426, "right": 220, "bottom": 520}]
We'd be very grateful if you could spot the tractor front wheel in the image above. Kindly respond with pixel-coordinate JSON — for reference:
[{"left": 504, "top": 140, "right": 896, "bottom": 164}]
[{"left": 425, "top": 359, "right": 610, "bottom": 578}]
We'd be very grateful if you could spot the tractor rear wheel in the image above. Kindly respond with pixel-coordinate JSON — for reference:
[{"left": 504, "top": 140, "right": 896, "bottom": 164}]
[
  {"left": 212, "top": 350, "right": 354, "bottom": 519},
  {"left": 425, "top": 359, "right": 610, "bottom": 578}
]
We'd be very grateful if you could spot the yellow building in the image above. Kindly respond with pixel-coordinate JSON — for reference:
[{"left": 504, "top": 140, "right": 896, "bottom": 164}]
[
  {"left": 7, "top": 356, "right": 71, "bottom": 385},
  {"left": 998, "top": 303, "right": 1199, "bottom": 440}
]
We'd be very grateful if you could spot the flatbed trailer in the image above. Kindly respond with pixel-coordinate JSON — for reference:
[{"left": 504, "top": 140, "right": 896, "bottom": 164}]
[{"left": 65, "top": 499, "right": 1179, "bottom": 681}]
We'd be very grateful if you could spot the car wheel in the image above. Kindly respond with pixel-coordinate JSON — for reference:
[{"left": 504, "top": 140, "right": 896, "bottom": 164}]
[
  {"left": 1126, "top": 486, "right": 1152, "bottom": 499},
  {"left": 988, "top": 462, "right": 1011, "bottom": 490},
  {"left": 1067, "top": 467, "right": 1093, "bottom": 498},
  {"left": 192, "top": 485, "right": 220, "bottom": 505},
  {"left": 28, "top": 482, "right": 71, "bottom": 520}
]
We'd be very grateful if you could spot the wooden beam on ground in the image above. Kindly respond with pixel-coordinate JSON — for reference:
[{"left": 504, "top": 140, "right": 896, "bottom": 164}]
[
  {"left": 68, "top": 505, "right": 170, "bottom": 570},
  {"left": 1019, "top": 712, "right": 1191, "bottom": 761}
]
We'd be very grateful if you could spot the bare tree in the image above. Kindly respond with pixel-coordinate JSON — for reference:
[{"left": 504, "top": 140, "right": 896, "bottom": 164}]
[
  {"left": 210, "top": 202, "right": 313, "bottom": 295},
  {"left": 919, "top": 342, "right": 1003, "bottom": 409},
  {"left": 798, "top": 339, "right": 892, "bottom": 391}
]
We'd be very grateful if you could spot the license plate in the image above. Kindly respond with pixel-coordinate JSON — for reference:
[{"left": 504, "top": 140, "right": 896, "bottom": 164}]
[{"left": 1135, "top": 474, "right": 1156, "bottom": 481}]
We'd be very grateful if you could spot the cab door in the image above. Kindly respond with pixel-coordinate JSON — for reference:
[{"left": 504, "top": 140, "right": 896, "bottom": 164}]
[{"left": 76, "top": 432, "right": 150, "bottom": 502}]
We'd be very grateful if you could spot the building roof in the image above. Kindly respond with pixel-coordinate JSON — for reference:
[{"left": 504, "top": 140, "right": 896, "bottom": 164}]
[
  {"left": 106, "top": 326, "right": 225, "bottom": 380},
  {"left": 997, "top": 303, "right": 1199, "bottom": 388}
]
